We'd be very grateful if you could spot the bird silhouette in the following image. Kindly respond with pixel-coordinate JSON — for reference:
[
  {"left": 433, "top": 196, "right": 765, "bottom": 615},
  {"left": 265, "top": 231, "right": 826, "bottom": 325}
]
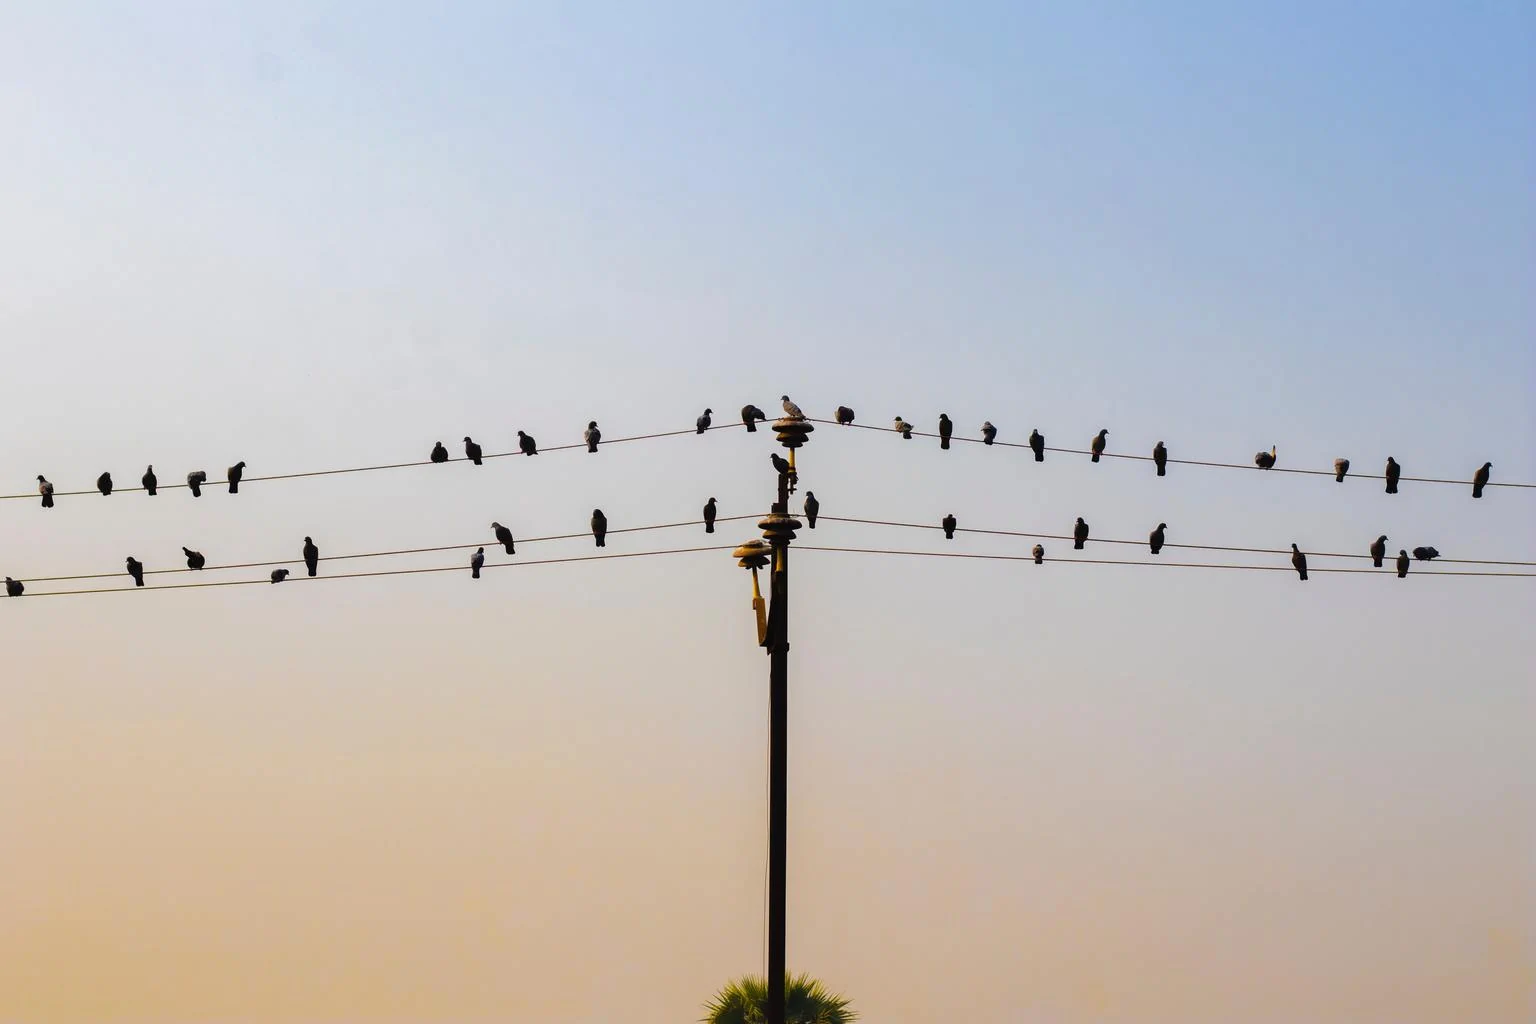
[
  {"left": 1090, "top": 429, "right": 1108, "bottom": 463},
  {"left": 470, "top": 547, "right": 485, "bottom": 579},
  {"left": 894, "top": 416, "right": 913, "bottom": 439},
  {"left": 981, "top": 421, "right": 997, "bottom": 445},
  {"left": 430, "top": 442, "right": 449, "bottom": 464},
  {"left": 781, "top": 395, "right": 805, "bottom": 419},
  {"left": 835, "top": 406, "right": 855, "bottom": 425},
  {"left": 1384, "top": 457, "right": 1400, "bottom": 494},
  {"left": 1412, "top": 546, "right": 1440, "bottom": 562},
  {"left": 1150, "top": 523, "right": 1166, "bottom": 555},
  {"left": 303, "top": 537, "right": 319, "bottom": 577},
  {"left": 187, "top": 470, "right": 206, "bottom": 497},
  {"left": 1396, "top": 550, "right": 1410, "bottom": 578},
  {"left": 1290, "top": 543, "right": 1308, "bottom": 581},
  {"left": 491, "top": 523, "right": 515, "bottom": 555},
  {"left": 703, "top": 497, "right": 717, "bottom": 534},
  {"left": 695, "top": 409, "right": 713, "bottom": 434},
  {"left": 1334, "top": 458, "right": 1351, "bottom": 483},
  {"left": 5, "top": 577, "right": 22, "bottom": 597},
  {"left": 938, "top": 414, "right": 953, "bottom": 450},
  {"left": 518, "top": 431, "right": 538, "bottom": 456},
  {"left": 270, "top": 569, "right": 290, "bottom": 584},
  {"left": 142, "top": 465, "right": 157, "bottom": 496},
  {"left": 463, "top": 437, "right": 483, "bottom": 465},
  {"left": 1032, "top": 544, "right": 1045, "bottom": 565},
  {"left": 96, "top": 472, "right": 112, "bottom": 496},
  {"left": 1472, "top": 461, "right": 1492, "bottom": 498},
  {"left": 1073, "top": 517, "right": 1089, "bottom": 550},
  {"left": 1255, "top": 446, "right": 1277, "bottom": 470},
  {"left": 1153, "top": 441, "right": 1167, "bottom": 476},
  {"left": 591, "top": 509, "right": 608, "bottom": 548},
  {"left": 1370, "top": 535, "right": 1387, "bottom": 568},
  {"left": 741, "top": 405, "right": 766, "bottom": 432},
  {"left": 803, "top": 491, "right": 819, "bottom": 529},
  {"left": 125, "top": 557, "right": 144, "bottom": 587},
  {"left": 942, "top": 514, "right": 957, "bottom": 540},
  {"left": 1029, "top": 429, "right": 1045, "bottom": 462},
  {"left": 227, "top": 461, "right": 245, "bottom": 494},
  {"left": 37, "top": 476, "right": 53, "bottom": 508},
  {"left": 183, "top": 547, "right": 206, "bottom": 570},
  {"left": 584, "top": 421, "right": 601, "bottom": 453},
  {"left": 770, "top": 452, "right": 791, "bottom": 476}
]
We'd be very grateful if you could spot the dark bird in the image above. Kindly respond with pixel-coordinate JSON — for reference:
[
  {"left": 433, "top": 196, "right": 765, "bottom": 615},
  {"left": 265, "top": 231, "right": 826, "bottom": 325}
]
[
  {"left": 1090, "top": 429, "right": 1108, "bottom": 463},
  {"left": 5, "top": 577, "right": 22, "bottom": 597},
  {"left": 703, "top": 497, "right": 717, "bottom": 534},
  {"left": 430, "top": 441, "right": 449, "bottom": 464},
  {"left": 696, "top": 408, "right": 713, "bottom": 434},
  {"left": 270, "top": 569, "right": 290, "bottom": 584},
  {"left": 1472, "top": 461, "right": 1492, "bottom": 498},
  {"left": 1370, "top": 535, "right": 1388, "bottom": 568},
  {"left": 981, "top": 421, "right": 997, "bottom": 445},
  {"left": 186, "top": 470, "right": 206, "bottom": 497},
  {"left": 1396, "top": 550, "right": 1410, "bottom": 578},
  {"left": 942, "top": 514, "right": 957, "bottom": 540},
  {"left": 1032, "top": 544, "right": 1044, "bottom": 565},
  {"left": 1255, "top": 446, "right": 1276, "bottom": 470},
  {"left": 303, "top": 537, "right": 319, "bottom": 577},
  {"left": 96, "top": 472, "right": 113, "bottom": 496},
  {"left": 518, "top": 431, "right": 538, "bottom": 456},
  {"left": 470, "top": 547, "right": 485, "bottom": 579},
  {"left": 771, "top": 452, "right": 792, "bottom": 476},
  {"left": 584, "top": 421, "right": 601, "bottom": 453},
  {"left": 1150, "top": 523, "right": 1166, "bottom": 555},
  {"left": 463, "top": 437, "right": 483, "bottom": 465},
  {"left": 781, "top": 395, "right": 806, "bottom": 419},
  {"left": 741, "top": 405, "right": 766, "bottom": 432},
  {"left": 1291, "top": 543, "right": 1308, "bottom": 581},
  {"left": 142, "top": 465, "right": 157, "bottom": 496},
  {"left": 938, "top": 414, "right": 953, "bottom": 450},
  {"left": 1153, "top": 441, "right": 1167, "bottom": 477},
  {"left": 1029, "top": 429, "right": 1045, "bottom": 462},
  {"left": 803, "top": 491, "right": 819, "bottom": 529},
  {"left": 1412, "top": 546, "right": 1440, "bottom": 562},
  {"left": 1073, "top": 517, "right": 1089, "bottom": 550},
  {"left": 894, "top": 416, "right": 913, "bottom": 439},
  {"left": 183, "top": 547, "right": 206, "bottom": 570},
  {"left": 1384, "top": 456, "right": 1400, "bottom": 494},
  {"left": 590, "top": 509, "right": 608, "bottom": 548},
  {"left": 491, "top": 522, "right": 515, "bottom": 555},
  {"left": 1334, "top": 458, "right": 1351, "bottom": 483},
  {"left": 227, "top": 461, "right": 245, "bottom": 494},
  {"left": 835, "top": 406, "right": 855, "bottom": 425},
  {"left": 125, "top": 556, "right": 145, "bottom": 587},
  {"left": 38, "top": 476, "right": 54, "bottom": 508}
]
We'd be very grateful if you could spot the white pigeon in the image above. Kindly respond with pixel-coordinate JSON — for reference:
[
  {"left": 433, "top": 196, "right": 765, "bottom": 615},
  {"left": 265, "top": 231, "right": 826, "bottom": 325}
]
[{"left": 780, "top": 394, "right": 805, "bottom": 419}]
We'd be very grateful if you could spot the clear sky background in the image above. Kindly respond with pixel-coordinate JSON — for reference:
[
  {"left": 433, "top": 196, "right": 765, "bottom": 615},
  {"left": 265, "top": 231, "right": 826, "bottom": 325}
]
[{"left": 1, "top": 3, "right": 1532, "bottom": 1022}]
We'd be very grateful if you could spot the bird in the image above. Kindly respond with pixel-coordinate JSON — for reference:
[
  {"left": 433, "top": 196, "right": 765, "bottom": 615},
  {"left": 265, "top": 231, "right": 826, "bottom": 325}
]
[
  {"left": 5, "top": 577, "right": 22, "bottom": 597},
  {"left": 1255, "top": 446, "right": 1277, "bottom": 470},
  {"left": 1073, "top": 517, "right": 1089, "bottom": 550},
  {"left": 1090, "top": 429, "right": 1108, "bottom": 463},
  {"left": 227, "top": 461, "right": 245, "bottom": 494},
  {"left": 463, "top": 437, "right": 483, "bottom": 465},
  {"left": 1396, "top": 550, "right": 1410, "bottom": 578},
  {"left": 270, "top": 569, "right": 290, "bottom": 584},
  {"left": 1150, "top": 523, "right": 1166, "bottom": 555},
  {"left": 1029, "top": 429, "right": 1045, "bottom": 462},
  {"left": 1384, "top": 456, "right": 1400, "bottom": 494},
  {"left": 1472, "top": 461, "right": 1492, "bottom": 498},
  {"left": 894, "top": 416, "right": 913, "bottom": 439},
  {"left": 186, "top": 470, "right": 206, "bottom": 497},
  {"left": 942, "top": 514, "right": 957, "bottom": 540},
  {"left": 183, "top": 547, "right": 206, "bottom": 570},
  {"left": 1334, "top": 458, "right": 1351, "bottom": 483},
  {"left": 37, "top": 476, "right": 54, "bottom": 508},
  {"left": 1032, "top": 544, "right": 1045, "bottom": 565},
  {"left": 125, "top": 556, "right": 145, "bottom": 587},
  {"left": 470, "top": 547, "right": 485, "bottom": 579},
  {"left": 703, "top": 497, "right": 717, "bottom": 534},
  {"left": 1412, "top": 546, "right": 1440, "bottom": 562},
  {"left": 1153, "top": 441, "right": 1167, "bottom": 476},
  {"left": 770, "top": 452, "right": 791, "bottom": 476},
  {"left": 803, "top": 491, "right": 819, "bottom": 529},
  {"left": 591, "top": 509, "right": 608, "bottom": 548},
  {"left": 97, "top": 472, "right": 113, "bottom": 496},
  {"left": 938, "top": 414, "right": 953, "bottom": 450},
  {"left": 142, "top": 465, "right": 157, "bottom": 496},
  {"left": 517, "top": 431, "right": 538, "bottom": 456},
  {"left": 835, "top": 406, "right": 855, "bottom": 425},
  {"left": 302, "top": 537, "right": 319, "bottom": 577},
  {"left": 584, "top": 421, "right": 601, "bottom": 453},
  {"left": 696, "top": 408, "right": 713, "bottom": 434},
  {"left": 491, "top": 522, "right": 515, "bottom": 555},
  {"left": 741, "top": 405, "right": 766, "bottom": 432},
  {"left": 981, "top": 421, "right": 997, "bottom": 445},
  {"left": 1370, "top": 535, "right": 1388, "bottom": 568},
  {"left": 1290, "top": 543, "right": 1308, "bottom": 581},
  {"left": 430, "top": 442, "right": 449, "bottom": 464},
  {"left": 781, "top": 395, "right": 805, "bottom": 419}
]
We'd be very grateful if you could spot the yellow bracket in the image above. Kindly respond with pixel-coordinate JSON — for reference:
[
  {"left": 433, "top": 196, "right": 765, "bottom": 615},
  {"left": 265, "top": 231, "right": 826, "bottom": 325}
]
[
  {"left": 751, "top": 567, "right": 767, "bottom": 645},
  {"left": 788, "top": 449, "right": 797, "bottom": 471}
]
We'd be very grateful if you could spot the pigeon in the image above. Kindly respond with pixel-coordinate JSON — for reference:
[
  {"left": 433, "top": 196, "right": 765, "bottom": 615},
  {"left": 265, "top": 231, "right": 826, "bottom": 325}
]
[
  {"left": 835, "top": 406, "right": 855, "bottom": 425},
  {"left": 1255, "top": 446, "right": 1277, "bottom": 470},
  {"left": 1090, "top": 429, "right": 1108, "bottom": 463},
  {"left": 591, "top": 509, "right": 608, "bottom": 548},
  {"left": 1150, "top": 523, "right": 1166, "bottom": 555},
  {"left": 97, "top": 472, "right": 113, "bottom": 496},
  {"left": 1472, "top": 461, "right": 1492, "bottom": 498},
  {"left": 894, "top": 416, "right": 913, "bottom": 439},
  {"left": 803, "top": 491, "right": 819, "bottom": 529},
  {"left": 1029, "top": 429, "right": 1045, "bottom": 462},
  {"left": 781, "top": 395, "right": 805, "bottom": 419},
  {"left": 491, "top": 522, "right": 515, "bottom": 555},
  {"left": 1291, "top": 543, "right": 1308, "bottom": 581},
  {"left": 1334, "top": 458, "right": 1351, "bottom": 483},
  {"left": 703, "top": 497, "right": 717, "bottom": 534},
  {"left": 470, "top": 547, "right": 485, "bottom": 579},
  {"left": 1396, "top": 550, "right": 1410, "bottom": 578},
  {"left": 270, "top": 569, "right": 290, "bottom": 584},
  {"left": 1384, "top": 457, "right": 1400, "bottom": 494},
  {"left": 431, "top": 442, "right": 450, "bottom": 464},
  {"left": 1370, "top": 535, "right": 1387, "bottom": 568},
  {"left": 938, "top": 414, "right": 953, "bottom": 450},
  {"left": 1073, "top": 517, "right": 1089, "bottom": 550},
  {"left": 125, "top": 557, "right": 145, "bottom": 587},
  {"left": 463, "top": 437, "right": 483, "bottom": 465},
  {"left": 1412, "top": 546, "right": 1440, "bottom": 562},
  {"left": 1032, "top": 544, "right": 1045, "bottom": 565},
  {"left": 942, "top": 514, "right": 957, "bottom": 540},
  {"left": 981, "top": 421, "right": 997, "bottom": 445},
  {"left": 584, "top": 421, "right": 601, "bottom": 453},
  {"left": 517, "top": 431, "right": 538, "bottom": 456},
  {"left": 142, "top": 465, "right": 157, "bottom": 496},
  {"left": 741, "top": 405, "right": 766, "bottom": 432},
  {"left": 186, "top": 470, "right": 206, "bottom": 497},
  {"left": 770, "top": 452, "right": 792, "bottom": 476},
  {"left": 696, "top": 409, "right": 713, "bottom": 434},
  {"left": 227, "top": 461, "right": 246, "bottom": 494},
  {"left": 302, "top": 537, "right": 319, "bottom": 577},
  {"left": 1153, "top": 441, "right": 1167, "bottom": 476},
  {"left": 5, "top": 577, "right": 22, "bottom": 597},
  {"left": 183, "top": 547, "right": 206, "bottom": 570},
  {"left": 37, "top": 476, "right": 54, "bottom": 508}
]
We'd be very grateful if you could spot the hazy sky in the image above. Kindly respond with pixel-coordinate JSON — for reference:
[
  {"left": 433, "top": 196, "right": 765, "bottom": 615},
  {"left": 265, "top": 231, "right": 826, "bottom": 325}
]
[{"left": 1, "top": 3, "right": 1532, "bottom": 1022}]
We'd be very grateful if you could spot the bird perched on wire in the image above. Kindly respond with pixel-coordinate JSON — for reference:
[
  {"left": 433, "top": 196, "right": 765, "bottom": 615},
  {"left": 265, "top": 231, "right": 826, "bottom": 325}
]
[
  {"left": 1370, "top": 535, "right": 1388, "bottom": 568},
  {"left": 938, "top": 414, "right": 953, "bottom": 450},
  {"left": 270, "top": 569, "right": 290, "bottom": 584},
  {"left": 491, "top": 522, "right": 515, "bottom": 555},
  {"left": 703, "top": 498, "right": 717, "bottom": 534},
  {"left": 1150, "top": 523, "right": 1166, "bottom": 555},
  {"left": 981, "top": 421, "right": 997, "bottom": 445},
  {"left": 1472, "top": 461, "right": 1492, "bottom": 498},
  {"left": 591, "top": 509, "right": 608, "bottom": 548},
  {"left": 470, "top": 547, "right": 485, "bottom": 579},
  {"left": 1334, "top": 458, "right": 1351, "bottom": 483},
  {"left": 942, "top": 514, "right": 957, "bottom": 540},
  {"left": 781, "top": 395, "right": 806, "bottom": 419},
  {"left": 1027, "top": 544, "right": 1043, "bottom": 566},
  {"left": 430, "top": 442, "right": 449, "bottom": 464},
  {"left": 1384, "top": 456, "right": 1400, "bottom": 494},
  {"left": 741, "top": 405, "right": 766, "bottom": 432},
  {"left": 183, "top": 547, "right": 206, "bottom": 570},
  {"left": 186, "top": 470, "right": 207, "bottom": 497},
  {"left": 37, "top": 476, "right": 54, "bottom": 508},
  {"left": 5, "top": 577, "right": 22, "bottom": 597},
  {"left": 1029, "top": 429, "right": 1045, "bottom": 462},
  {"left": 125, "top": 557, "right": 145, "bottom": 587},
  {"left": 1153, "top": 441, "right": 1167, "bottom": 476},
  {"left": 893, "top": 416, "right": 913, "bottom": 439},
  {"left": 1073, "top": 517, "right": 1089, "bottom": 550},
  {"left": 835, "top": 406, "right": 855, "bottom": 425},
  {"left": 696, "top": 408, "right": 713, "bottom": 434},
  {"left": 142, "top": 465, "right": 157, "bottom": 496},
  {"left": 1396, "top": 550, "right": 1410, "bottom": 578},
  {"left": 584, "top": 421, "right": 601, "bottom": 453},
  {"left": 1090, "top": 429, "right": 1108, "bottom": 463},
  {"left": 463, "top": 437, "right": 483, "bottom": 465},
  {"left": 96, "top": 472, "right": 113, "bottom": 496},
  {"left": 1255, "top": 446, "right": 1276, "bottom": 470},
  {"left": 1412, "top": 546, "right": 1440, "bottom": 562},
  {"left": 517, "top": 431, "right": 538, "bottom": 456},
  {"left": 227, "top": 461, "right": 245, "bottom": 494},
  {"left": 303, "top": 537, "right": 319, "bottom": 577},
  {"left": 803, "top": 491, "right": 819, "bottom": 529},
  {"left": 1290, "top": 544, "right": 1308, "bottom": 581}
]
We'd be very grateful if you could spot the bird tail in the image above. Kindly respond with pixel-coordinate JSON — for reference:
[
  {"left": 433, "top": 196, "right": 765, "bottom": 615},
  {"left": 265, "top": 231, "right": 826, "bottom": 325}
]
[
  {"left": 940, "top": 437, "right": 950, "bottom": 450},
  {"left": 588, "top": 441, "right": 597, "bottom": 452},
  {"left": 596, "top": 537, "right": 605, "bottom": 548},
  {"left": 135, "top": 577, "right": 144, "bottom": 587},
  {"left": 744, "top": 421, "right": 756, "bottom": 432},
  {"left": 308, "top": 566, "right": 317, "bottom": 577},
  {"left": 1336, "top": 471, "right": 1345, "bottom": 482},
  {"left": 1473, "top": 484, "right": 1484, "bottom": 498},
  {"left": 190, "top": 485, "right": 201, "bottom": 497},
  {"left": 472, "top": 566, "right": 481, "bottom": 579},
  {"left": 1156, "top": 464, "right": 1166, "bottom": 476},
  {"left": 229, "top": 482, "right": 238, "bottom": 494},
  {"left": 1091, "top": 452, "right": 1100, "bottom": 463},
  {"left": 1034, "top": 451, "right": 1043, "bottom": 463},
  {"left": 705, "top": 523, "right": 714, "bottom": 533},
  {"left": 1299, "top": 569, "right": 1308, "bottom": 581},
  {"left": 1074, "top": 540, "right": 1084, "bottom": 550},
  {"left": 1386, "top": 481, "right": 1397, "bottom": 494},
  {"left": 1374, "top": 557, "right": 1383, "bottom": 568},
  {"left": 504, "top": 543, "right": 514, "bottom": 555},
  {"left": 42, "top": 495, "right": 53, "bottom": 508}
]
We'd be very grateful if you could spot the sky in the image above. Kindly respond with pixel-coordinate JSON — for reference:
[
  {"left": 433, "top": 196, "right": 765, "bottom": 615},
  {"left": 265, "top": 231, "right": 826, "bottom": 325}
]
[{"left": 0, "top": 2, "right": 1532, "bottom": 1021}]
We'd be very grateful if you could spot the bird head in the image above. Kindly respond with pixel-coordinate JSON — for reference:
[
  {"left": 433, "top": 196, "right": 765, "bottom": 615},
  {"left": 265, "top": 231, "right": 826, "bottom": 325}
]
[
  {"left": 464, "top": 436, "right": 472, "bottom": 442},
  {"left": 708, "top": 497, "right": 716, "bottom": 503},
  {"left": 304, "top": 536, "right": 313, "bottom": 544},
  {"left": 1099, "top": 429, "right": 1109, "bottom": 436},
  {"left": 588, "top": 421, "right": 597, "bottom": 428},
  {"left": 1158, "top": 523, "right": 1167, "bottom": 530},
  {"left": 1076, "top": 517, "right": 1085, "bottom": 524},
  {"left": 517, "top": 431, "right": 526, "bottom": 437},
  {"left": 490, "top": 522, "right": 502, "bottom": 530},
  {"left": 780, "top": 395, "right": 790, "bottom": 402},
  {"left": 1484, "top": 461, "right": 1493, "bottom": 469}
]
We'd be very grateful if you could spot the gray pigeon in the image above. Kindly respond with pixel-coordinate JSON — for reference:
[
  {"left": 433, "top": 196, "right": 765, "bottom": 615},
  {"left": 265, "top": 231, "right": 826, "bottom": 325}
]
[
  {"left": 703, "top": 497, "right": 717, "bottom": 534},
  {"left": 591, "top": 509, "right": 607, "bottom": 548},
  {"left": 1255, "top": 446, "right": 1276, "bottom": 470},
  {"left": 1150, "top": 523, "right": 1166, "bottom": 555},
  {"left": 942, "top": 514, "right": 957, "bottom": 540},
  {"left": 741, "top": 405, "right": 766, "bottom": 432},
  {"left": 1396, "top": 550, "right": 1409, "bottom": 578},
  {"left": 491, "top": 522, "right": 515, "bottom": 555},
  {"left": 125, "top": 557, "right": 144, "bottom": 587},
  {"left": 464, "top": 437, "right": 483, "bottom": 465},
  {"left": 1073, "top": 517, "right": 1089, "bottom": 550},
  {"left": 183, "top": 547, "right": 206, "bottom": 570},
  {"left": 517, "top": 431, "right": 538, "bottom": 455},
  {"left": 1412, "top": 546, "right": 1440, "bottom": 562},
  {"left": 38, "top": 475, "right": 54, "bottom": 508},
  {"left": 227, "top": 461, "right": 245, "bottom": 494},
  {"left": 780, "top": 395, "right": 805, "bottom": 419},
  {"left": 584, "top": 421, "right": 601, "bottom": 453},
  {"left": 1334, "top": 458, "right": 1350, "bottom": 483},
  {"left": 1291, "top": 543, "right": 1308, "bottom": 581},
  {"left": 303, "top": 537, "right": 319, "bottom": 577},
  {"left": 770, "top": 452, "right": 791, "bottom": 476},
  {"left": 938, "top": 414, "right": 953, "bottom": 450},
  {"left": 835, "top": 406, "right": 855, "bottom": 425},
  {"left": 5, "top": 577, "right": 22, "bottom": 597},
  {"left": 1472, "top": 461, "right": 1492, "bottom": 498},
  {"left": 97, "top": 472, "right": 113, "bottom": 496},
  {"left": 1370, "top": 535, "right": 1388, "bottom": 568},
  {"left": 696, "top": 409, "right": 712, "bottom": 434},
  {"left": 470, "top": 547, "right": 485, "bottom": 579},
  {"left": 1384, "top": 457, "right": 1400, "bottom": 494},
  {"left": 1090, "top": 429, "right": 1108, "bottom": 463},
  {"left": 270, "top": 569, "right": 290, "bottom": 584},
  {"left": 894, "top": 416, "right": 913, "bottom": 439},
  {"left": 803, "top": 491, "right": 819, "bottom": 529},
  {"left": 430, "top": 442, "right": 449, "bottom": 464},
  {"left": 1153, "top": 441, "right": 1167, "bottom": 476},
  {"left": 187, "top": 470, "right": 207, "bottom": 497},
  {"left": 981, "top": 421, "right": 996, "bottom": 445},
  {"left": 1032, "top": 544, "right": 1044, "bottom": 565},
  {"left": 1029, "top": 429, "right": 1044, "bottom": 462},
  {"left": 142, "top": 465, "right": 157, "bottom": 495}
]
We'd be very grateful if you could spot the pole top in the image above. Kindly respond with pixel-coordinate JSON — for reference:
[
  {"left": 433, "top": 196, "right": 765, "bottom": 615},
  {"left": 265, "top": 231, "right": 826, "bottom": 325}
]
[{"left": 773, "top": 417, "right": 814, "bottom": 450}]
